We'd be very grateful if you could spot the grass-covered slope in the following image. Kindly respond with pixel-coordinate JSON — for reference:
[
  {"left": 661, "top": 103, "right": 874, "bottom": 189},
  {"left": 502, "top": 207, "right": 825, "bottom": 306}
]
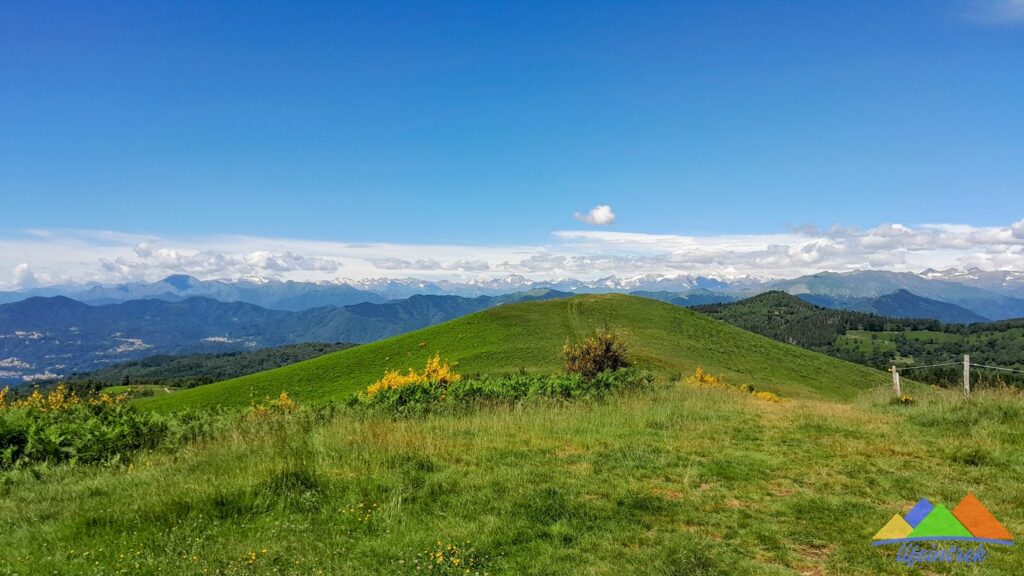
[
  {"left": 139, "top": 294, "right": 889, "bottom": 411},
  {"left": 6, "top": 386, "right": 1024, "bottom": 574}
]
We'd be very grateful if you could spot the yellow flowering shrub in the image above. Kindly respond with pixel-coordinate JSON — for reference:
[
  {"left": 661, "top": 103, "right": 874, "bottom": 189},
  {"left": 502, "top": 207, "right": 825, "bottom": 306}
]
[
  {"left": 892, "top": 393, "right": 916, "bottom": 406},
  {"left": 685, "top": 367, "right": 728, "bottom": 389},
  {"left": 274, "top": 391, "right": 298, "bottom": 412},
  {"left": 753, "top": 391, "right": 782, "bottom": 403},
  {"left": 684, "top": 368, "right": 784, "bottom": 403},
  {"left": 365, "top": 353, "right": 461, "bottom": 396},
  {"left": 246, "top": 391, "right": 300, "bottom": 420},
  {"left": 0, "top": 384, "right": 126, "bottom": 413}
]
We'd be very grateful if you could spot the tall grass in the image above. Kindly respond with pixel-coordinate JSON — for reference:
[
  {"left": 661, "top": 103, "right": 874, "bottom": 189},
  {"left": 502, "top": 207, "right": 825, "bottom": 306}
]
[{"left": 3, "top": 382, "right": 1023, "bottom": 574}]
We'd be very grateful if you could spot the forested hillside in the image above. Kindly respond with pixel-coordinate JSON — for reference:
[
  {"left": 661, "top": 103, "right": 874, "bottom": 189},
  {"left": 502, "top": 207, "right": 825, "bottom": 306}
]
[
  {"left": 697, "top": 292, "right": 1024, "bottom": 387},
  {"left": 62, "top": 342, "right": 355, "bottom": 390},
  {"left": 694, "top": 292, "right": 940, "bottom": 350}
]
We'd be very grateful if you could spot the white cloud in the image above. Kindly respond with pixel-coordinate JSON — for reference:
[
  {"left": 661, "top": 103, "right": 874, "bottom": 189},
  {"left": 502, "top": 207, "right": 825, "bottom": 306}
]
[
  {"left": 371, "top": 258, "right": 491, "bottom": 272},
  {"left": 242, "top": 251, "right": 341, "bottom": 272},
  {"left": 573, "top": 205, "right": 616, "bottom": 226},
  {"left": 3, "top": 219, "right": 1024, "bottom": 290},
  {"left": 1011, "top": 219, "right": 1024, "bottom": 239},
  {"left": 11, "top": 264, "right": 39, "bottom": 289}
]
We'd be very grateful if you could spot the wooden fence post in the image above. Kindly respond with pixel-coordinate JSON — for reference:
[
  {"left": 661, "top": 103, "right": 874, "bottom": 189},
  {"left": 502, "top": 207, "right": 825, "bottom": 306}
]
[
  {"left": 891, "top": 366, "right": 901, "bottom": 397},
  {"left": 963, "top": 354, "right": 971, "bottom": 396}
]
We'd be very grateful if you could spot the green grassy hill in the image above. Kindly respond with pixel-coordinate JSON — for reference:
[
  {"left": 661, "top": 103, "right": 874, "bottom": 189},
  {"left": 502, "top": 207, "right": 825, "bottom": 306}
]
[{"left": 139, "top": 294, "right": 889, "bottom": 411}]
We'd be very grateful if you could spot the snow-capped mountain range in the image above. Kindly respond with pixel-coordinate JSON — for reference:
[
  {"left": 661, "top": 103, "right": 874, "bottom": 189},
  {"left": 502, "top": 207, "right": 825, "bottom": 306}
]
[
  {"left": 3, "top": 269, "right": 1024, "bottom": 309},
  {"left": 0, "top": 273, "right": 769, "bottom": 307},
  {"left": 918, "top": 268, "right": 1024, "bottom": 296},
  {"left": 345, "top": 273, "right": 766, "bottom": 299}
]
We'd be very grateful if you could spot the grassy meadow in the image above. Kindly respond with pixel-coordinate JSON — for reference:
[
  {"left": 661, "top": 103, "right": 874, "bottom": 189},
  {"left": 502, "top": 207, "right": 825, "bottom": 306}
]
[{"left": 3, "top": 381, "right": 1023, "bottom": 575}]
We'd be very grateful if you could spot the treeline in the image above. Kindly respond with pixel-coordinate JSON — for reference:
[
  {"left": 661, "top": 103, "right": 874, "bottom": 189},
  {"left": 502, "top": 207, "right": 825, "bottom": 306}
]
[
  {"left": 696, "top": 292, "right": 1024, "bottom": 388},
  {"left": 832, "top": 329, "right": 1024, "bottom": 387},
  {"left": 61, "top": 342, "right": 356, "bottom": 392},
  {"left": 694, "top": 292, "right": 940, "bottom": 351}
]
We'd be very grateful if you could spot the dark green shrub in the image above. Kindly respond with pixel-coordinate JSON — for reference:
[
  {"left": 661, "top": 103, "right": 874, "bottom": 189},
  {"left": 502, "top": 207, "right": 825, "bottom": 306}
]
[
  {"left": 0, "top": 401, "right": 169, "bottom": 468},
  {"left": 0, "top": 386, "right": 229, "bottom": 469},
  {"left": 562, "top": 329, "right": 631, "bottom": 379}
]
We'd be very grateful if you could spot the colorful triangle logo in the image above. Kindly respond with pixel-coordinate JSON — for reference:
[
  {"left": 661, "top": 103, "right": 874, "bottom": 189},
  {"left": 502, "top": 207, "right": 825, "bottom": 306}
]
[
  {"left": 952, "top": 492, "right": 1013, "bottom": 541},
  {"left": 873, "top": 514, "right": 913, "bottom": 541},
  {"left": 873, "top": 494, "right": 1014, "bottom": 546},
  {"left": 903, "top": 498, "right": 933, "bottom": 528},
  {"left": 907, "top": 504, "right": 973, "bottom": 539}
]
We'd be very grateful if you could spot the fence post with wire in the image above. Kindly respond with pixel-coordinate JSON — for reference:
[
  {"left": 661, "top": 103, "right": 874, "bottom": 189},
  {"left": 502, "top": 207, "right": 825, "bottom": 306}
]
[{"left": 888, "top": 356, "right": 1024, "bottom": 398}]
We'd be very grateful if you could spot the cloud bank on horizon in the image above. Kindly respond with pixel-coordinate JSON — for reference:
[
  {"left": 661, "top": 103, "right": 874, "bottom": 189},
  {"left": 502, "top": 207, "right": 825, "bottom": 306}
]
[{"left": 3, "top": 218, "right": 1024, "bottom": 290}]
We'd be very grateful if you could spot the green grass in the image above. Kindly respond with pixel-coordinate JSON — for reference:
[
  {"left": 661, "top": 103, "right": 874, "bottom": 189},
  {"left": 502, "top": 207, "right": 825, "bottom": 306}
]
[
  {"left": 4, "top": 383, "right": 1024, "bottom": 574},
  {"left": 139, "top": 294, "right": 890, "bottom": 411},
  {"left": 101, "top": 384, "right": 178, "bottom": 396}
]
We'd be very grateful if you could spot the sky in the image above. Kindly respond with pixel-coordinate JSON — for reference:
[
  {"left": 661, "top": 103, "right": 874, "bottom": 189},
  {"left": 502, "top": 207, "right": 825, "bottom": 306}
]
[{"left": 1, "top": 1, "right": 1023, "bottom": 288}]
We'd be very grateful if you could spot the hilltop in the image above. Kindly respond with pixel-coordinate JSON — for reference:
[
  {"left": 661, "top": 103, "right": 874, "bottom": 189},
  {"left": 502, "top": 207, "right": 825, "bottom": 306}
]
[{"left": 139, "top": 294, "right": 888, "bottom": 411}]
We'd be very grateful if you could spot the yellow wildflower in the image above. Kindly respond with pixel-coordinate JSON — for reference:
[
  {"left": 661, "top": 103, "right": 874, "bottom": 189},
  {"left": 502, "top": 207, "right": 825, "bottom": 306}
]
[
  {"left": 753, "top": 391, "right": 782, "bottom": 403},
  {"left": 365, "top": 353, "right": 461, "bottom": 396},
  {"left": 684, "top": 367, "right": 727, "bottom": 389}
]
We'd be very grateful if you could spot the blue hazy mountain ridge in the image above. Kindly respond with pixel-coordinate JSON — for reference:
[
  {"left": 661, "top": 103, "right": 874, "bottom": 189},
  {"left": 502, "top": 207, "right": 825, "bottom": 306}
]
[
  {"left": 2, "top": 270, "right": 1024, "bottom": 319},
  {"left": 767, "top": 271, "right": 1024, "bottom": 320},
  {"left": 798, "top": 290, "right": 989, "bottom": 324},
  {"left": 0, "top": 274, "right": 747, "bottom": 307},
  {"left": 0, "top": 275, "right": 388, "bottom": 310},
  {"left": 0, "top": 290, "right": 570, "bottom": 383}
]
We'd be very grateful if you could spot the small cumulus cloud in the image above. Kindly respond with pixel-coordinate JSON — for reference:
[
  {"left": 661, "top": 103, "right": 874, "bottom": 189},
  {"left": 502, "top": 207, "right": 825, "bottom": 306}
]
[
  {"left": 12, "top": 263, "right": 39, "bottom": 289},
  {"left": 574, "top": 205, "right": 616, "bottom": 226}
]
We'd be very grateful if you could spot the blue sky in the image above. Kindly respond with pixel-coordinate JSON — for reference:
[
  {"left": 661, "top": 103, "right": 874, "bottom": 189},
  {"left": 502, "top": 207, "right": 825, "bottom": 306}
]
[{"left": 1, "top": 1, "right": 1023, "bottom": 286}]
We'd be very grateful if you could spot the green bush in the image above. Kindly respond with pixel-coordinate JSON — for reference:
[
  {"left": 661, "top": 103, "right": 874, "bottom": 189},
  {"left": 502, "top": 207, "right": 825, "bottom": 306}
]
[
  {"left": 0, "top": 401, "right": 170, "bottom": 468},
  {"left": 562, "top": 329, "right": 631, "bottom": 379},
  {"left": 0, "top": 385, "right": 234, "bottom": 469},
  {"left": 350, "top": 368, "right": 655, "bottom": 415}
]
